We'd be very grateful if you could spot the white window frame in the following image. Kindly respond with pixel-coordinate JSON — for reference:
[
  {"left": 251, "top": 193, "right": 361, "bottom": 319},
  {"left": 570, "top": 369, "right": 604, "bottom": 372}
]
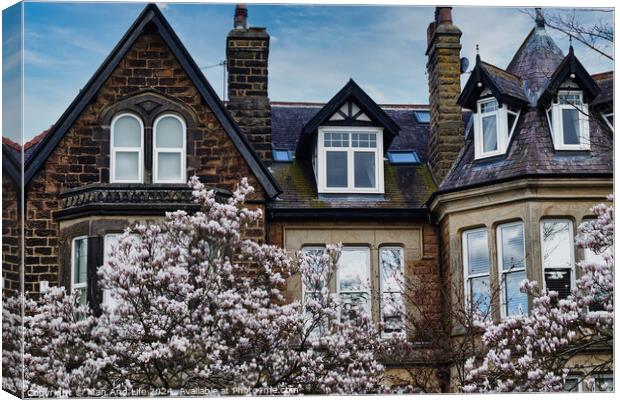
[
  {"left": 71, "top": 236, "right": 88, "bottom": 305},
  {"left": 602, "top": 112, "right": 613, "bottom": 132},
  {"left": 547, "top": 90, "right": 591, "bottom": 150},
  {"left": 497, "top": 221, "right": 527, "bottom": 318},
  {"left": 473, "top": 98, "right": 520, "bottom": 160},
  {"left": 462, "top": 227, "right": 491, "bottom": 315},
  {"left": 153, "top": 113, "right": 187, "bottom": 184},
  {"left": 103, "top": 233, "right": 121, "bottom": 310},
  {"left": 379, "top": 246, "right": 405, "bottom": 337},
  {"left": 592, "top": 374, "right": 614, "bottom": 392},
  {"left": 317, "top": 127, "right": 384, "bottom": 194},
  {"left": 540, "top": 219, "right": 576, "bottom": 298},
  {"left": 110, "top": 113, "right": 144, "bottom": 183},
  {"left": 336, "top": 246, "right": 372, "bottom": 322},
  {"left": 301, "top": 246, "right": 327, "bottom": 306}
]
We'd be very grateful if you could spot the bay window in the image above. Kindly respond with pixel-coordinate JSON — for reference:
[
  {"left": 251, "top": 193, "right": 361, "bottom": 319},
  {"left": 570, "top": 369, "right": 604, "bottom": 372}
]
[
  {"left": 153, "top": 114, "right": 186, "bottom": 183},
  {"left": 380, "top": 247, "right": 405, "bottom": 335},
  {"left": 540, "top": 219, "right": 575, "bottom": 301},
  {"left": 463, "top": 228, "right": 491, "bottom": 316},
  {"left": 110, "top": 113, "right": 144, "bottom": 183},
  {"left": 71, "top": 236, "right": 88, "bottom": 305},
  {"left": 473, "top": 98, "right": 520, "bottom": 159},
  {"left": 497, "top": 222, "right": 527, "bottom": 317},
  {"left": 318, "top": 128, "right": 384, "bottom": 193},
  {"left": 546, "top": 90, "right": 590, "bottom": 150},
  {"left": 337, "top": 247, "right": 372, "bottom": 322}
]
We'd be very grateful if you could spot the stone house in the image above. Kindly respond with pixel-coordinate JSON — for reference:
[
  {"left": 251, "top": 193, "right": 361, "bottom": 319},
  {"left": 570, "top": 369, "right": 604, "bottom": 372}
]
[{"left": 1, "top": 3, "right": 613, "bottom": 392}]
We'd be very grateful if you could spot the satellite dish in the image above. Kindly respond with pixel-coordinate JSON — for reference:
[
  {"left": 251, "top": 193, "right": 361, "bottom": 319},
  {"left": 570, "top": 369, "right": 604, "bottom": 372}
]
[{"left": 460, "top": 57, "right": 470, "bottom": 74}]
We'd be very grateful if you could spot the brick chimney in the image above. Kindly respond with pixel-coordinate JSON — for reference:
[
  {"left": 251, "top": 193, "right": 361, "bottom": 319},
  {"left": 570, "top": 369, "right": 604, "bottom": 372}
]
[
  {"left": 226, "top": 4, "right": 272, "bottom": 165},
  {"left": 426, "top": 7, "right": 464, "bottom": 183}
]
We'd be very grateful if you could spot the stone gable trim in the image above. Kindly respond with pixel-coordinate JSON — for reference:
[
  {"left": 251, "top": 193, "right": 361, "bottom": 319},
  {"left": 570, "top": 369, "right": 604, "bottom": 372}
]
[{"left": 24, "top": 3, "right": 281, "bottom": 199}]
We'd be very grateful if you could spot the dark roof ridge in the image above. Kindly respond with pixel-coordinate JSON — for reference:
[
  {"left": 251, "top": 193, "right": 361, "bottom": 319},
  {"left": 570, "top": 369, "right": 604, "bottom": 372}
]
[
  {"left": 480, "top": 61, "right": 522, "bottom": 80},
  {"left": 592, "top": 71, "right": 614, "bottom": 80}
]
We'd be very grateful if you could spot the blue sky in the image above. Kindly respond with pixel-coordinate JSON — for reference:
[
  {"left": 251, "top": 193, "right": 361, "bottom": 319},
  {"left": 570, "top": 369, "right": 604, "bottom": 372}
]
[{"left": 3, "top": 1, "right": 614, "bottom": 141}]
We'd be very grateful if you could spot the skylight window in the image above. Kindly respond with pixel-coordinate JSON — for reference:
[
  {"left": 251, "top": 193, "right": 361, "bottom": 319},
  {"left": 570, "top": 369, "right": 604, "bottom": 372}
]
[
  {"left": 387, "top": 151, "right": 420, "bottom": 165},
  {"left": 413, "top": 110, "right": 430, "bottom": 124},
  {"left": 272, "top": 149, "right": 293, "bottom": 162}
]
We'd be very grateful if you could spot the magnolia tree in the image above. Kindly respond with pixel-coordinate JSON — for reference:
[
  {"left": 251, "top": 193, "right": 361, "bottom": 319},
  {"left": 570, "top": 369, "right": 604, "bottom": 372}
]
[
  {"left": 3, "top": 177, "right": 386, "bottom": 397},
  {"left": 463, "top": 198, "right": 613, "bottom": 393}
]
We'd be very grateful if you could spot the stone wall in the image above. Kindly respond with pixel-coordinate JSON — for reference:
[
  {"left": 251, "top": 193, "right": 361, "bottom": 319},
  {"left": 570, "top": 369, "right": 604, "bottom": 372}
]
[
  {"left": 2, "top": 175, "right": 21, "bottom": 295},
  {"left": 226, "top": 27, "right": 272, "bottom": 164},
  {"left": 24, "top": 29, "right": 268, "bottom": 295}
]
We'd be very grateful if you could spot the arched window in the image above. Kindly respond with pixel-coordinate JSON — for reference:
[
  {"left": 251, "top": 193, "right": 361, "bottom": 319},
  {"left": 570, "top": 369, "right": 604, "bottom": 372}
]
[
  {"left": 153, "top": 114, "right": 186, "bottom": 183},
  {"left": 110, "top": 113, "right": 144, "bottom": 183}
]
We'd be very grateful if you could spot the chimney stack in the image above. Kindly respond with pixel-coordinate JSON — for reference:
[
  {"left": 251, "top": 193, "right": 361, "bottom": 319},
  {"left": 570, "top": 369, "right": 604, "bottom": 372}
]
[
  {"left": 426, "top": 7, "right": 464, "bottom": 183},
  {"left": 226, "top": 4, "right": 272, "bottom": 164}
]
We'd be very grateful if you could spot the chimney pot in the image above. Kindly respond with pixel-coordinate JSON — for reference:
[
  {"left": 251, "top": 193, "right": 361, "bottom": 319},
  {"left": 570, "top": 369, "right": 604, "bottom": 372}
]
[
  {"left": 437, "top": 7, "right": 453, "bottom": 25},
  {"left": 234, "top": 4, "right": 248, "bottom": 29}
]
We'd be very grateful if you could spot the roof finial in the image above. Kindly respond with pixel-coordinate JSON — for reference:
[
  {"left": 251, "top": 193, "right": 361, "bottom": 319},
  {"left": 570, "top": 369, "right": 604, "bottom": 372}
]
[
  {"left": 535, "top": 8, "right": 545, "bottom": 28},
  {"left": 476, "top": 44, "right": 479, "bottom": 55}
]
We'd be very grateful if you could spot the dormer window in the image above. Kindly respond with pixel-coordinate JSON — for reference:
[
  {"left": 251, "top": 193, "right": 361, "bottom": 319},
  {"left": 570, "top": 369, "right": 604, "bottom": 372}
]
[
  {"left": 546, "top": 90, "right": 590, "bottom": 150},
  {"left": 473, "top": 98, "right": 520, "bottom": 159},
  {"left": 317, "top": 127, "right": 384, "bottom": 193}
]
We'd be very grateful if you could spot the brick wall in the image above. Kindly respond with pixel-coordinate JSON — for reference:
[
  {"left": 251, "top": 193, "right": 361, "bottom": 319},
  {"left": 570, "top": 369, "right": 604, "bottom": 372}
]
[
  {"left": 426, "top": 7, "right": 464, "bottom": 184},
  {"left": 2, "top": 176, "right": 20, "bottom": 295},
  {"left": 226, "top": 27, "right": 272, "bottom": 164},
  {"left": 24, "top": 30, "right": 269, "bottom": 294}
]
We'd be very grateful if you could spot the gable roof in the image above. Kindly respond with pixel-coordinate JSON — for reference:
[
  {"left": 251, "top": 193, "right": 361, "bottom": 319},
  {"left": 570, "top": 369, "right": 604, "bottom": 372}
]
[
  {"left": 24, "top": 3, "right": 281, "bottom": 199},
  {"left": 295, "top": 79, "right": 400, "bottom": 159},
  {"left": 459, "top": 56, "right": 529, "bottom": 110},
  {"left": 538, "top": 45, "right": 601, "bottom": 105}
]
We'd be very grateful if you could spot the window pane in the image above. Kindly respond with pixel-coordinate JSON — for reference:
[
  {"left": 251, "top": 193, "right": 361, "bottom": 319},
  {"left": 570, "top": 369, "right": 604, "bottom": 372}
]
[
  {"left": 500, "top": 223, "right": 525, "bottom": 271},
  {"left": 541, "top": 220, "right": 572, "bottom": 270},
  {"left": 544, "top": 269, "right": 572, "bottom": 300},
  {"left": 482, "top": 114, "right": 498, "bottom": 152},
  {"left": 508, "top": 112, "right": 517, "bottom": 133},
  {"left": 73, "top": 238, "right": 87, "bottom": 284},
  {"left": 562, "top": 108, "right": 580, "bottom": 144},
  {"left": 480, "top": 100, "right": 498, "bottom": 113},
  {"left": 351, "top": 133, "right": 376, "bottom": 148},
  {"left": 326, "top": 151, "right": 347, "bottom": 187},
  {"left": 157, "top": 153, "right": 182, "bottom": 181},
  {"left": 380, "top": 248, "right": 403, "bottom": 292},
  {"left": 338, "top": 248, "right": 370, "bottom": 292},
  {"left": 113, "top": 115, "right": 141, "bottom": 147},
  {"left": 354, "top": 152, "right": 375, "bottom": 188},
  {"left": 103, "top": 235, "right": 120, "bottom": 311},
  {"left": 115, "top": 151, "right": 139, "bottom": 181},
  {"left": 155, "top": 116, "right": 184, "bottom": 148},
  {"left": 559, "top": 93, "right": 582, "bottom": 105},
  {"left": 466, "top": 230, "right": 489, "bottom": 275},
  {"left": 381, "top": 292, "right": 404, "bottom": 333},
  {"left": 505, "top": 270, "right": 528, "bottom": 316},
  {"left": 594, "top": 376, "right": 613, "bottom": 392},
  {"left": 324, "top": 132, "right": 349, "bottom": 147},
  {"left": 302, "top": 247, "right": 327, "bottom": 292},
  {"left": 470, "top": 276, "right": 491, "bottom": 315},
  {"left": 340, "top": 292, "right": 371, "bottom": 321},
  {"left": 564, "top": 377, "right": 580, "bottom": 392}
]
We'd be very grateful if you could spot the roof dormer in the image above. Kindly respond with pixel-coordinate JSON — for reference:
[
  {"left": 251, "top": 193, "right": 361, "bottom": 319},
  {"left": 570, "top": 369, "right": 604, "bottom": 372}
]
[{"left": 295, "top": 80, "right": 399, "bottom": 194}]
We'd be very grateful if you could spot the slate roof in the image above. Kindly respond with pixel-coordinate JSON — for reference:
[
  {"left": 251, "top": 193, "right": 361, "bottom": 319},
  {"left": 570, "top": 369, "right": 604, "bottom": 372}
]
[
  {"left": 480, "top": 62, "right": 529, "bottom": 104},
  {"left": 506, "top": 21, "right": 565, "bottom": 103},
  {"left": 270, "top": 102, "right": 442, "bottom": 210},
  {"left": 592, "top": 71, "right": 614, "bottom": 107},
  {"left": 440, "top": 14, "right": 613, "bottom": 194}
]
